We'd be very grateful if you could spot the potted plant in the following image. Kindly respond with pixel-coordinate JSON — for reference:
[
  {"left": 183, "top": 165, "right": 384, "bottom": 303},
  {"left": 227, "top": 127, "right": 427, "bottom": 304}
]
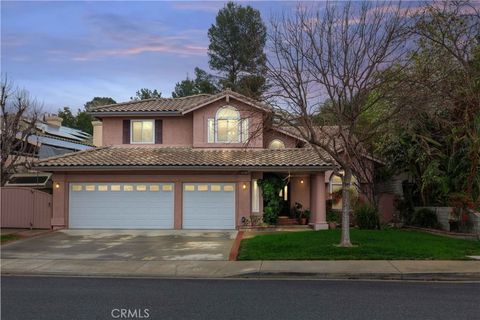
[
  {"left": 299, "top": 209, "right": 310, "bottom": 225},
  {"left": 327, "top": 210, "right": 338, "bottom": 229},
  {"left": 293, "top": 202, "right": 303, "bottom": 218}
]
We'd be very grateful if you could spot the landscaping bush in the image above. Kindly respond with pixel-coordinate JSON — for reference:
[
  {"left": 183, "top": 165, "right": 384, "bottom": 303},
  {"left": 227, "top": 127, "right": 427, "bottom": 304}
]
[
  {"left": 354, "top": 204, "right": 380, "bottom": 229},
  {"left": 263, "top": 207, "right": 278, "bottom": 225},
  {"left": 258, "top": 174, "right": 286, "bottom": 225},
  {"left": 326, "top": 209, "right": 339, "bottom": 223},
  {"left": 413, "top": 208, "right": 439, "bottom": 229}
]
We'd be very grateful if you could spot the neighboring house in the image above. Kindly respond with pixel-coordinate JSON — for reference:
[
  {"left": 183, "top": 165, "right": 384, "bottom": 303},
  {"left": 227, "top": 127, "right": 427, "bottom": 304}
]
[
  {"left": 5, "top": 115, "right": 93, "bottom": 188},
  {"left": 33, "top": 115, "right": 93, "bottom": 158},
  {"left": 35, "top": 90, "right": 385, "bottom": 230}
]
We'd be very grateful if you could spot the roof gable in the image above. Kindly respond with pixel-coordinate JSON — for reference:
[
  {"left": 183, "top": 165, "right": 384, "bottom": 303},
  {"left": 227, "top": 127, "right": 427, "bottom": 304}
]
[
  {"left": 181, "top": 90, "right": 272, "bottom": 115},
  {"left": 88, "top": 90, "right": 272, "bottom": 116}
]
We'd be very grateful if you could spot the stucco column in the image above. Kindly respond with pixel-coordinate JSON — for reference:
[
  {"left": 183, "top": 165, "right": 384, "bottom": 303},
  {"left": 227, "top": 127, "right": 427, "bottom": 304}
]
[
  {"left": 173, "top": 181, "right": 183, "bottom": 229},
  {"left": 51, "top": 173, "right": 67, "bottom": 229},
  {"left": 237, "top": 178, "right": 251, "bottom": 229},
  {"left": 310, "top": 172, "right": 328, "bottom": 230}
]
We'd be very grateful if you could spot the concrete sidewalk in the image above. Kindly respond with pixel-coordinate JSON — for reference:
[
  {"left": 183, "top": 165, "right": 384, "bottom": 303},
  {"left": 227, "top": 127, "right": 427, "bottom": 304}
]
[{"left": 2, "top": 259, "right": 479, "bottom": 281}]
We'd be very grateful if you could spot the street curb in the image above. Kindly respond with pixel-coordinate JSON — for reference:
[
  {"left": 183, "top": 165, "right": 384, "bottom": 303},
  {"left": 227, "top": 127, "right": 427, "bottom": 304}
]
[
  {"left": 2, "top": 270, "right": 480, "bottom": 282},
  {"left": 235, "top": 272, "right": 480, "bottom": 281}
]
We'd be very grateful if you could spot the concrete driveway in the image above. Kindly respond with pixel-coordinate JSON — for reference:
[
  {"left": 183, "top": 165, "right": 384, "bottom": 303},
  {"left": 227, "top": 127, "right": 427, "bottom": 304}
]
[{"left": 1, "top": 230, "right": 237, "bottom": 261}]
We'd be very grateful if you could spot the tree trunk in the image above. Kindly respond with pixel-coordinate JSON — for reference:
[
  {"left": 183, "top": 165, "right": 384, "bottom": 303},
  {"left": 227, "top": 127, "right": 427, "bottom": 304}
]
[{"left": 340, "top": 168, "right": 353, "bottom": 247}]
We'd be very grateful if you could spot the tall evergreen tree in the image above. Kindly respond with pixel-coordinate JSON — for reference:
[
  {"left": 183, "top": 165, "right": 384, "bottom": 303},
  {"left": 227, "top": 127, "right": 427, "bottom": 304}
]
[
  {"left": 57, "top": 107, "right": 76, "bottom": 128},
  {"left": 131, "top": 88, "right": 162, "bottom": 100},
  {"left": 84, "top": 97, "right": 116, "bottom": 110},
  {"left": 208, "top": 1, "right": 267, "bottom": 98},
  {"left": 172, "top": 67, "right": 218, "bottom": 98},
  {"left": 58, "top": 97, "right": 116, "bottom": 134}
]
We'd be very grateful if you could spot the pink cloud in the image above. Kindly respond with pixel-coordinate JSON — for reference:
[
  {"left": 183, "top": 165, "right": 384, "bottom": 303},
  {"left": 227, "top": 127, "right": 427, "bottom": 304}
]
[{"left": 71, "top": 42, "right": 207, "bottom": 61}]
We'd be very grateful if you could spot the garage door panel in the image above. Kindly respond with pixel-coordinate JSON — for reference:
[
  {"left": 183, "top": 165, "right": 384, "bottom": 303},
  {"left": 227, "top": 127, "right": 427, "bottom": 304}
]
[
  {"left": 183, "top": 183, "right": 235, "bottom": 229},
  {"left": 69, "top": 183, "right": 174, "bottom": 229}
]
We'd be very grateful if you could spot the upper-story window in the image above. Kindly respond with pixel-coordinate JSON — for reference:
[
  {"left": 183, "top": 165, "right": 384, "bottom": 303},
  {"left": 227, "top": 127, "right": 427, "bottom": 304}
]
[
  {"left": 268, "top": 139, "right": 286, "bottom": 149},
  {"left": 208, "top": 106, "right": 249, "bottom": 143},
  {"left": 131, "top": 120, "right": 154, "bottom": 144}
]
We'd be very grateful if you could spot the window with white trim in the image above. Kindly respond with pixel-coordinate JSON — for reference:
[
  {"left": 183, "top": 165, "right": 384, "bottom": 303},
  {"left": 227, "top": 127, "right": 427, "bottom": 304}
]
[
  {"left": 252, "top": 179, "right": 260, "bottom": 212},
  {"left": 131, "top": 120, "right": 154, "bottom": 144},
  {"left": 207, "top": 106, "right": 249, "bottom": 143}
]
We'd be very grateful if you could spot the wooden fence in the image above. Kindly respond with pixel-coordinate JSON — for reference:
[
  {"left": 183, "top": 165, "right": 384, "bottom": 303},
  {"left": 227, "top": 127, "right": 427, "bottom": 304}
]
[{"left": 1, "top": 187, "right": 52, "bottom": 229}]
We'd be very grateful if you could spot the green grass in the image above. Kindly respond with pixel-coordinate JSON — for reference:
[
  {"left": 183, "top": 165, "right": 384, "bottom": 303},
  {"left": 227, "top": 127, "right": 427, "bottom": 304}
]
[
  {"left": 237, "top": 229, "right": 480, "bottom": 260},
  {"left": 0, "top": 234, "right": 20, "bottom": 244}
]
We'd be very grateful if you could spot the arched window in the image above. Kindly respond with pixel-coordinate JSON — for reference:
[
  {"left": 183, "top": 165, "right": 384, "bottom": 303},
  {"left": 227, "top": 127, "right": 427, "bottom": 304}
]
[
  {"left": 268, "top": 139, "right": 286, "bottom": 149},
  {"left": 217, "top": 106, "right": 240, "bottom": 120},
  {"left": 216, "top": 106, "right": 240, "bottom": 142},
  {"left": 207, "top": 105, "right": 250, "bottom": 143}
]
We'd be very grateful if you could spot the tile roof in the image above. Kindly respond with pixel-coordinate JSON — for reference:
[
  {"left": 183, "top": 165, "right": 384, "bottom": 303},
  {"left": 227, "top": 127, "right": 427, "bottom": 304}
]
[
  {"left": 89, "top": 94, "right": 213, "bottom": 113},
  {"left": 89, "top": 90, "right": 272, "bottom": 114},
  {"left": 35, "top": 146, "right": 333, "bottom": 170}
]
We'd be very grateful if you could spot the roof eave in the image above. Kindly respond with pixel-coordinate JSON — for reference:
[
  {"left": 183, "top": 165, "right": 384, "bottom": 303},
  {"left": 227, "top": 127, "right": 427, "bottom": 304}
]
[
  {"left": 89, "top": 111, "right": 182, "bottom": 117},
  {"left": 33, "top": 165, "right": 335, "bottom": 172}
]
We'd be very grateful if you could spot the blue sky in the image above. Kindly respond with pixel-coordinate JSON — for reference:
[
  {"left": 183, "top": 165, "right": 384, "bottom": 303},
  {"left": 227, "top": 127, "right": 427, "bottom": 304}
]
[{"left": 2, "top": 1, "right": 295, "bottom": 112}]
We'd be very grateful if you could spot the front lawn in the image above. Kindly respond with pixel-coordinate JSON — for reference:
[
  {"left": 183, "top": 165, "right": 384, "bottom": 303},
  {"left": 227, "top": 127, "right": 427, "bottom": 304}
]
[
  {"left": 0, "top": 234, "right": 20, "bottom": 244},
  {"left": 237, "top": 229, "right": 480, "bottom": 260}
]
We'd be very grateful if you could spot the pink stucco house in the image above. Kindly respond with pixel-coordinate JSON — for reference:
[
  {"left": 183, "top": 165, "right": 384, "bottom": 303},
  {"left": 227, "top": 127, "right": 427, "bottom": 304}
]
[{"left": 35, "top": 90, "right": 359, "bottom": 230}]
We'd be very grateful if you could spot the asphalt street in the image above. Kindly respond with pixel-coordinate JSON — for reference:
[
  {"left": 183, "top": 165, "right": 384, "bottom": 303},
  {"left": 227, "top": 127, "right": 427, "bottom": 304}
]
[{"left": 1, "top": 276, "right": 479, "bottom": 320}]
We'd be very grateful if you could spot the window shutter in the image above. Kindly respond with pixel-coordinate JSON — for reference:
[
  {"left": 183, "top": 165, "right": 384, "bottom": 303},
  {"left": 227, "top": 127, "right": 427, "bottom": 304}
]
[
  {"left": 241, "top": 119, "right": 249, "bottom": 142},
  {"left": 122, "top": 120, "right": 130, "bottom": 144},
  {"left": 207, "top": 118, "right": 215, "bottom": 143},
  {"left": 155, "top": 119, "right": 163, "bottom": 144}
]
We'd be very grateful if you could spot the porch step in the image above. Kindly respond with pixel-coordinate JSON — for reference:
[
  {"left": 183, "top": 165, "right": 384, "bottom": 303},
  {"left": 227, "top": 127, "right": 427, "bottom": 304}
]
[{"left": 277, "top": 216, "right": 300, "bottom": 225}]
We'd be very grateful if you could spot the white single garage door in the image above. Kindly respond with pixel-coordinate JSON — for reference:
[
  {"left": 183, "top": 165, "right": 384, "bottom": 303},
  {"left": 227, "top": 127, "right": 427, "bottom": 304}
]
[
  {"left": 183, "top": 183, "right": 236, "bottom": 229},
  {"left": 69, "top": 183, "right": 174, "bottom": 229}
]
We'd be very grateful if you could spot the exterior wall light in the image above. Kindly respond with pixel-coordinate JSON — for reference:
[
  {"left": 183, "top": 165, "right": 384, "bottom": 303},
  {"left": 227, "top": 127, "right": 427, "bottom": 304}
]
[
  {"left": 300, "top": 179, "right": 304, "bottom": 184},
  {"left": 242, "top": 183, "right": 247, "bottom": 190},
  {"left": 55, "top": 182, "right": 60, "bottom": 189}
]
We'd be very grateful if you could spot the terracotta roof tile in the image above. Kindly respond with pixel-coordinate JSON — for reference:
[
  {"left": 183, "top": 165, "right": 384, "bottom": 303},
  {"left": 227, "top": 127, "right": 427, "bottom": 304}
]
[
  {"left": 35, "top": 146, "right": 333, "bottom": 169},
  {"left": 90, "top": 94, "right": 213, "bottom": 113},
  {"left": 89, "top": 90, "right": 272, "bottom": 114}
]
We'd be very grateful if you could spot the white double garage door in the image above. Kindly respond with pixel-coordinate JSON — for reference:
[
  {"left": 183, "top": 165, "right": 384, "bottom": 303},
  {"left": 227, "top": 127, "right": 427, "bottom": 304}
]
[{"left": 69, "top": 182, "right": 236, "bottom": 229}]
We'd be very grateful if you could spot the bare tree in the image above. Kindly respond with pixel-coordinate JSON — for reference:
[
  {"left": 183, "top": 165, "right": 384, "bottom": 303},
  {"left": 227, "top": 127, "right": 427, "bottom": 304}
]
[
  {"left": 1, "top": 78, "right": 40, "bottom": 185},
  {"left": 267, "top": 1, "right": 415, "bottom": 246}
]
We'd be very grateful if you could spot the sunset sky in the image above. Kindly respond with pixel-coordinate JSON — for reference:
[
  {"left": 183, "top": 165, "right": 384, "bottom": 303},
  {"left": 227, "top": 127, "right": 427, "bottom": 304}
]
[{"left": 2, "top": 1, "right": 295, "bottom": 112}]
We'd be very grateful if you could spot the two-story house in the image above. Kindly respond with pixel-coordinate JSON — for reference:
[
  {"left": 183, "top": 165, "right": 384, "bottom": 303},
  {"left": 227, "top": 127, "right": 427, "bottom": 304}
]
[{"left": 36, "top": 90, "right": 338, "bottom": 230}]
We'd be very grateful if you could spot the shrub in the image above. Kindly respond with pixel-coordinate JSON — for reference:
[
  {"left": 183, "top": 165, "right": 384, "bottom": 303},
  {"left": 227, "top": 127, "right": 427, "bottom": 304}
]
[
  {"left": 263, "top": 207, "right": 278, "bottom": 225},
  {"left": 413, "top": 208, "right": 439, "bottom": 229},
  {"left": 241, "top": 215, "right": 263, "bottom": 227},
  {"left": 354, "top": 204, "right": 380, "bottom": 229},
  {"left": 326, "top": 210, "right": 339, "bottom": 223},
  {"left": 258, "top": 174, "right": 286, "bottom": 225},
  {"left": 303, "top": 209, "right": 311, "bottom": 220}
]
